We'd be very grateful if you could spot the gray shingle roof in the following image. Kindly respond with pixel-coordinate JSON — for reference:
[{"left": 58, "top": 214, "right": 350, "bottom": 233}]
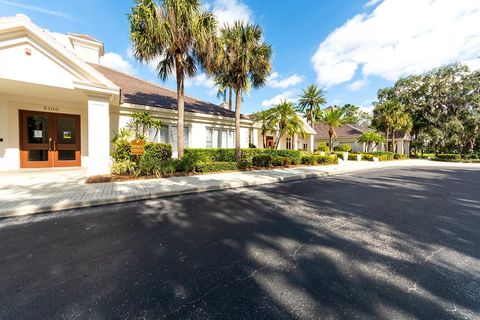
[{"left": 90, "top": 63, "right": 247, "bottom": 119}]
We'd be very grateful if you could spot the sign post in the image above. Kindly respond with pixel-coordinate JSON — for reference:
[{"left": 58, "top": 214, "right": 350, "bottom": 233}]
[{"left": 130, "top": 139, "right": 145, "bottom": 156}]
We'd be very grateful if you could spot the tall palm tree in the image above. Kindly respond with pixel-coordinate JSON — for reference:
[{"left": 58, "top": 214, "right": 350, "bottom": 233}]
[
  {"left": 320, "top": 107, "right": 345, "bottom": 153},
  {"left": 216, "top": 22, "right": 272, "bottom": 161},
  {"left": 129, "top": 0, "right": 217, "bottom": 158},
  {"left": 268, "top": 101, "right": 306, "bottom": 149},
  {"left": 297, "top": 84, "right": 326, "bottom": 128},
  {"left": 372, "top": 100, "right": 401, "bottom": 152}
]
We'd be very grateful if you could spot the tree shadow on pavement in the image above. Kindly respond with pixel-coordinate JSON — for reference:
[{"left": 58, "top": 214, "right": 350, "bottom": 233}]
[{"left": 0, "top": 167, "right": 479, "bottom": 319}]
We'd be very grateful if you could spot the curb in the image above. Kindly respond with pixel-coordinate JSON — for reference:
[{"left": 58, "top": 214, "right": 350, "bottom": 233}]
[{"left": 1, "top": 161, "right": 456, "bottom": 219}]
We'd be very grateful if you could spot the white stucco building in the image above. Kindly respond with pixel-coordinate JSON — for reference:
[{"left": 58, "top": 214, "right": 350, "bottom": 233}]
[
  {"left": 0, "top": 15, "right": 315, "bottom": 175},
  {"left": 314, "top": 123, "right": 410, "bottom": 155}
]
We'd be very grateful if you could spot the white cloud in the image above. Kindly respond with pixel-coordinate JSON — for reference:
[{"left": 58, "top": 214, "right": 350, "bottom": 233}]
[
  {"left": 348, "top": 79, "right": 369, "bottom": 91},
  {"left": 266, "top": 72, "right": 304, "bottom": 89},
  {"left": 208, "top": 0, "right": 252, "bottom": 26},
  {"left": 0, "top": 0, "right": 73, "bottom": 20},
  {"left": 312, "top": 0, "right": 480, "bottom": 87},
  {"left": 100, "top": 52, "right": 135, "bottom": 74},
  {"left": 364, "top": 0, "right": 382, "bottom": 8},
  {"left": 261, "top": 91, "right": 297, "bottom": 107}
]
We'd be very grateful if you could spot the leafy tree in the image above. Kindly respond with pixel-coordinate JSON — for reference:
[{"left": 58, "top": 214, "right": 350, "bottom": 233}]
[
  {"left": 215, "top": 22, "right": 272, "bottom": 161},
  {"left": 129, "top": 0, "right": 217, "bottom": 158},
  {"left": 319, "top": 107, "right": 345, "bottom": 153},
  {"left": 267, "top": 101, "right": 306, "bottom": 149},
  {"left": 357, "top": 130, "right": 386, "bottom": 152},
  {"left": 297, "top": 84, "right": 326, "bottom": 128},
  {"left": 375, "top": 63, "right": 480, "bottom": 154},
  {"left": 340, "top": 104, "right": 372, "bottom": 127}
]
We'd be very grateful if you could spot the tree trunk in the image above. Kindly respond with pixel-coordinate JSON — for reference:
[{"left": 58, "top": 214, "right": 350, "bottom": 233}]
[
  {"left": 175, "top": 58, "right": 185, "bottom": 158},
  {"left": 392, "top": 129, "right": 395, "bottom": 154},
  {"left": 329, "top": 127, "right": 334, "bottom": 153},
  {"left": 385, "top": 127, "right": 390, "bottom": 152},
  {"left": 235, "top": 87, "right": 242, "bottom": 162},
  {"left": 228, "top": 87, "right": 233, "bottom": 111}
]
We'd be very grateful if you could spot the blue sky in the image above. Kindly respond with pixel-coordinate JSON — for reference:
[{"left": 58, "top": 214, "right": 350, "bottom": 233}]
[{"left": 1, "top": 0, "right": 479, "bottom": 114}]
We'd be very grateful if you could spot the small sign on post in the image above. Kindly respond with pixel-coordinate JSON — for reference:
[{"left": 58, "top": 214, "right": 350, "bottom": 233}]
[{"left": 130, "top": 139, "right": 145, "bottom": 155}]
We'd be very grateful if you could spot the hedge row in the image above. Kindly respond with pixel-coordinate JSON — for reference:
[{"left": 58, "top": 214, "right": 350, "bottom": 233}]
[
  {"left": 435, "top": 154, "right": 461, "bottom": 160},
  {"left": 196, "top": 162, "right": 239, "bottom": 173},
  {"left": 184, "top": 148, "right": 302, "bottom": 163},
  {"left": 301, "top": 154, "right": 338, "bottom": 165}
]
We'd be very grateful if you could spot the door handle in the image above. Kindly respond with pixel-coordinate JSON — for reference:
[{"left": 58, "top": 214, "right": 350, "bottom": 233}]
[
  {"left": 48, "top": 138, "right": 52, "bottom": 151},
  {"left": 53, "top": 140, "right": 57, "bottom": 151}
]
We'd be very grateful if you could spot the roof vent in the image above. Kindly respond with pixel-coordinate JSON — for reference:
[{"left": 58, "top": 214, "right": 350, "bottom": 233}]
[
  {"left": 67, "top": 33, "right": 104, "bottom": 64},
  {"left": 219, "top": 102, "right": 229, "bottom": 109}
]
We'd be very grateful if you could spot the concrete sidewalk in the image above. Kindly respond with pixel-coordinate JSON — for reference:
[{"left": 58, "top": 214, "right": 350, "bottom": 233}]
[{"left": 1, "top": 159, "right": 478, "bottom": 218}]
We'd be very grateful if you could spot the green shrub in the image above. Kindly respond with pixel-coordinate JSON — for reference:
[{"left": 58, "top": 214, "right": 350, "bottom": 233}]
[
  {"left": 334, "top": 151, "right": 346, "bottom": 160},
  {"left": 184, "top": 148, "right": 302, "bottom": 165},
  {"left": 252, "top": 154, "right": 273, "bottom": 167},
  {"left": 135, "top": 153, "right": 163, "bottom": 177},
  {"left": 184, "top": 148, "right": 235, "bottom": 162},
  {"left": 463, "top": 152, "right": 480, "bottom": 160},
  {"left": 160, "top": 159, "right": 180, "bottom": 175},
  {"left": 249, "top": 143, "right": 257, "bottom": 148},
  {"left": 315, "top": 141, "right": 330, "bottom": 153},
  {"left": 334, "top": 144, "right": 352, "bottom": 152},
  {"left": 371, "top": 151, "right": 394, "bottom": 160},
  {"left": 394, "top": 153, "right": 408, "bottom": 160},
  {"left": 144, "top": 142, "right": 172, "bottom": 161},
  {"left": 111, "top": 159, "right": 137, "bottom": 175},
  {"left": 348, "top": 153, "right": 360, "bottom": 161},
  {"left": 317, "top": 155, "right": 338, "bottom": 165},
  {"left": 112, "top": 141, "right": 172, "bottom": 163},
  {"left": 436, "top": 154, "right": 461, "bottom": 161},
  {"left": 196, "top": 162, "right": 238, "bottom": 173},
  {"left": 238, "top": 160, "right": 252, "bottom": 170},
  {"left": 112, "top": 140, "right": 134, "bottom": 162},
  {"left": 178, "top": 152, "right": 208, "bottom": 172},
  {"left": 301, "top": 155, "right": 317, "bottom": 165},
  {"left": 362, "top": 153, "right": 375, "bottom": 161}
]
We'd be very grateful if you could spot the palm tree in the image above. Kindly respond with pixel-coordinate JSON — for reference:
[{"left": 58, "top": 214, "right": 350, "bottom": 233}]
[
  {"left": 252, "top": 109, "right": 275, "bottom": 148},
  {"left": 297, "top": 84, "right": 326, "bottom": 128},
  {"left": 268, "top": 101, "right": 306, "bottom": 149},
  {"left": 128, "top": 111, "right": 165, "bottom": 139},
  {"left": 129, "top": 0, "right": 217, "bottom": 158},
  {"left": 357, "top": 130, "right": 386, "bottom": 152},
  {"left": 372, "top": 100, "right": 407, "bottom": 152},
  {"left": 320, "top": 107, "right": 345, "bottom": 153},
  {"left": 216, "top": 22, "right": 272, "bottom": 161}
]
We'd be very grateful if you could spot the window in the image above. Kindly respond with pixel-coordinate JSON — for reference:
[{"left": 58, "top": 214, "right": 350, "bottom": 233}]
[
  {"left": 286, "top": 137, "right": 292, "bottom": 150},
  {"left": 148, "top": 127, "right": 169, "bottom": 143},
  {"left": 206, "top": 128, "right": 235, "bottom": 148},
  {"left": 149, "top": 125, "right": 189, "bottom": 149},
  {"left": 303, "top": 143, "right": 308, "bottom": 151}
]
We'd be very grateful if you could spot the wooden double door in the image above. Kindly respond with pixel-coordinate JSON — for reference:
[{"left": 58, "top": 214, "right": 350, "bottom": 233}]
[{"left": 20, "top": 110, "right": 81, "bottom": 168}]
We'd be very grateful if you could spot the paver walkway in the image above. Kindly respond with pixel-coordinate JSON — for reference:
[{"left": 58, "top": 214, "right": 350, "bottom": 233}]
[{"left": 1, "top": 159, "right": 478, "bottom": 218}]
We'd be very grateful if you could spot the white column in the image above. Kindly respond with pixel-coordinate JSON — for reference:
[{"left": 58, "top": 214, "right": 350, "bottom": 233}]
[
  {"left": 309, "top": 134, "right": 314, "bottom": 152},
  {"left": 190, "top": 123, "right": 206, "bottom": 148},
  {"left": 87, "top": 96, "right": 110, "bottom": 176},
  {"left": 252, "top": 128, "right": 259, "bottom": 148},
  {"left": 293, "top": 134, "right": 298, "bottom": 150}
]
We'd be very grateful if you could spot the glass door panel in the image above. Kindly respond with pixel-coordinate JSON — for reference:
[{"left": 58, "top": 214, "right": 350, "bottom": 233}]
[
  {"left": 53, "top": 114, "right": 81, "bottom": 167},
  {"left": 20, "top": 111, "right": 53, "bottom": 168}
]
